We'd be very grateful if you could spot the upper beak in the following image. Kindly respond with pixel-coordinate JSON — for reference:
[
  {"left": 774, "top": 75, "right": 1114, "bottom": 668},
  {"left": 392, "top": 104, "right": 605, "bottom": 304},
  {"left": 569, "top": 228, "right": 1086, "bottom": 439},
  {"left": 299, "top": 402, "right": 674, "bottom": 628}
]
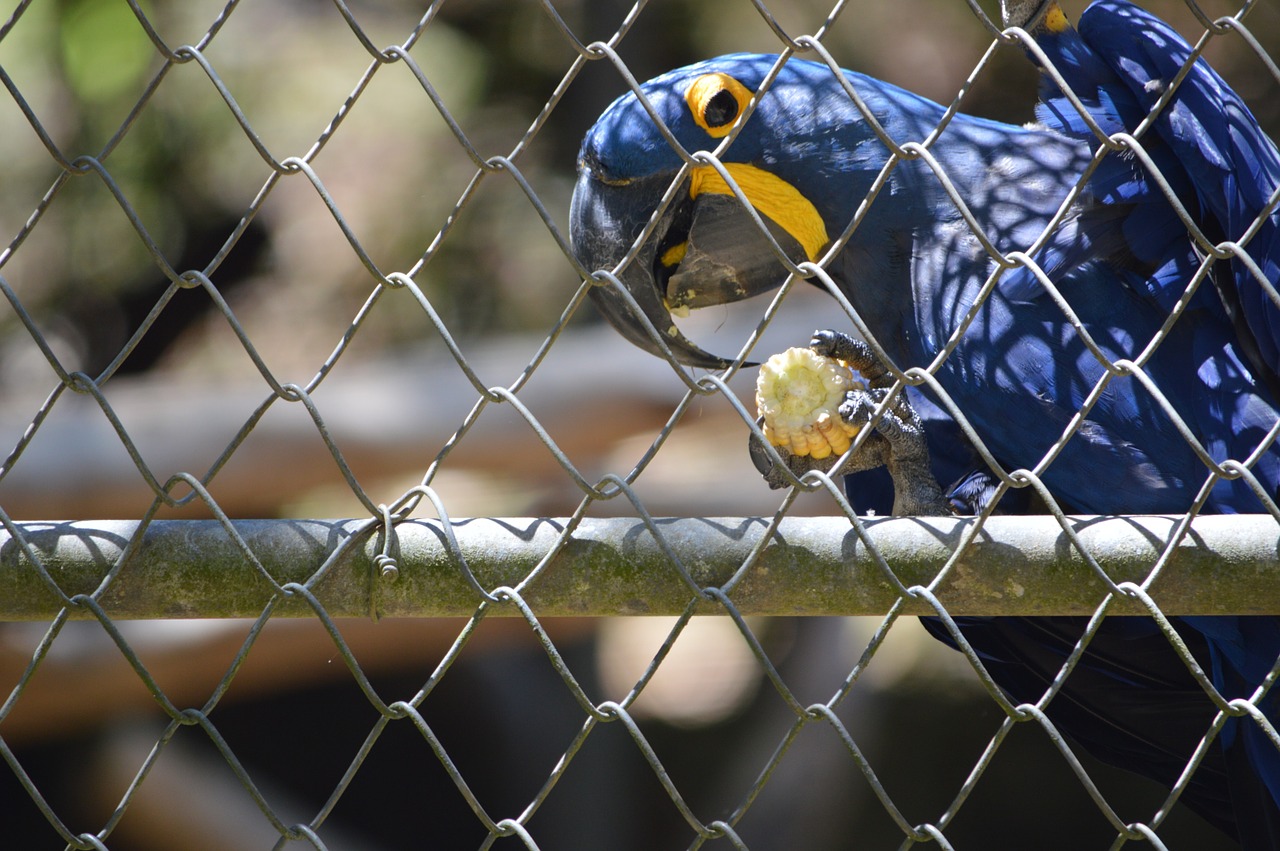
[{"left": 570, "top": 166, "right": 804, "bottom": 370}]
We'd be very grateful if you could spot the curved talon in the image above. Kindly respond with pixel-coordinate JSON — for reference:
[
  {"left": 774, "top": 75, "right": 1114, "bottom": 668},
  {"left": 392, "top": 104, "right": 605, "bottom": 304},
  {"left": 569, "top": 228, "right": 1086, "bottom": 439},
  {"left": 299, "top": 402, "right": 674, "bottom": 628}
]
[
  {"left": 809, "top": 329, "right": 892, "bottom": 386},
  {"left": 749, "top": 420, "right": 811, "bottom": 490},
  {"left": 836, "top": 385, "right": 889, "bottom": 430},
  {"left": 748, "top": 423, "right": 892, "bottom": 491}
]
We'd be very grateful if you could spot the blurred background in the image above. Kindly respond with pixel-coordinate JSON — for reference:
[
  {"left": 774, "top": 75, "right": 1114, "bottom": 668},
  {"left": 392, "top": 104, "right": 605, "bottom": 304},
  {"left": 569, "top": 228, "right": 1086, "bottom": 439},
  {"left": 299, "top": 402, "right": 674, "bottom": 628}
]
[{"left": 1, "top": 0, "right": 1275, "bottom": 847}]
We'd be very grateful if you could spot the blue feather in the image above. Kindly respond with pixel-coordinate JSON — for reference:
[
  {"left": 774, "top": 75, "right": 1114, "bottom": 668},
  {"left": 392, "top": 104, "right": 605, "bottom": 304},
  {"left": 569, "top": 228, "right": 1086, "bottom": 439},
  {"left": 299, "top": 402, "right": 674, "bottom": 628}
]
[{"left": 1075, "top": 1, "right": 1280, "bottom": 387}]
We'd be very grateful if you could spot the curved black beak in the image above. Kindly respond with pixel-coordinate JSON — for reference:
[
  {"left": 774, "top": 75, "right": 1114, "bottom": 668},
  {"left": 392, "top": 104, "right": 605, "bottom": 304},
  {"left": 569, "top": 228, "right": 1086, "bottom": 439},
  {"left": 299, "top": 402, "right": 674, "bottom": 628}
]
[{"left": 570, "top": 166, "right": 804, "bottom": 370}]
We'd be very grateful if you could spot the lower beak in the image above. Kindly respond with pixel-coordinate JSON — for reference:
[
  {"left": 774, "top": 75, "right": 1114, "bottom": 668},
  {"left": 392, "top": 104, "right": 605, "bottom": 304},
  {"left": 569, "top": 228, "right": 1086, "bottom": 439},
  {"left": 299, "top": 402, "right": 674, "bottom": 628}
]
[{"left": 570, "top": 168, "right": 804, "bottom": 370}]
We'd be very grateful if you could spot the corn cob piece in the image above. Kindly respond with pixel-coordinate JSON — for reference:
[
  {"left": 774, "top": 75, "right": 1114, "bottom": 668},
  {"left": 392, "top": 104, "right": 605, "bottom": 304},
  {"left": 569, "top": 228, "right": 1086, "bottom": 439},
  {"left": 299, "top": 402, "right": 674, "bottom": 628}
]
[{"left": 755, "top": 347, "right": 866, "bottom": 460}]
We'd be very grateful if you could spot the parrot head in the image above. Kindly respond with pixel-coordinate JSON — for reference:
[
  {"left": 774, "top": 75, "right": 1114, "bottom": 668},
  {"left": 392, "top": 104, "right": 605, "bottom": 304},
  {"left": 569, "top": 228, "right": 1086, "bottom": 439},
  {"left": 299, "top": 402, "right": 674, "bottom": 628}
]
[{"left": 570, "top": 54, "right": 905, "bottom": 368}]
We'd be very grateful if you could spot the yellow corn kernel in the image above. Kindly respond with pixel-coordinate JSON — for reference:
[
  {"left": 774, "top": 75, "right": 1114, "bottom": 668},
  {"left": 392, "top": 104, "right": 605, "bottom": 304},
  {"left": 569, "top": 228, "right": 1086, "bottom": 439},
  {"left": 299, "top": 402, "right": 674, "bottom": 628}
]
[{"left": 755, "top": 347, "right": 865, "bottom": 460}]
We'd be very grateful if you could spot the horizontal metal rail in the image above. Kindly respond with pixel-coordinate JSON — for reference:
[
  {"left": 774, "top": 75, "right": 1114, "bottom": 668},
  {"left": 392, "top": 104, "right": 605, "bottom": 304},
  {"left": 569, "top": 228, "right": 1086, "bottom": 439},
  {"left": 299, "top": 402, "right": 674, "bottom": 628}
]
[{"left": 1, "top": 515, "right": 1277, "bottom": 620}]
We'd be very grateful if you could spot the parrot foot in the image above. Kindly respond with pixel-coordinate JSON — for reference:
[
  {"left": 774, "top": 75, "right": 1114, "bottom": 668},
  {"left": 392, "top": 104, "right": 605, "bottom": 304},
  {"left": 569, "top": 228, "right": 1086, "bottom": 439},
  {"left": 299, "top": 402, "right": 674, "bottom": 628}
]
[
  {"left": 809, "top": 328, "right": 891, "bottom": 386},
  {"left": 751, "top": 330, "right": 952, "bottom": 516}
]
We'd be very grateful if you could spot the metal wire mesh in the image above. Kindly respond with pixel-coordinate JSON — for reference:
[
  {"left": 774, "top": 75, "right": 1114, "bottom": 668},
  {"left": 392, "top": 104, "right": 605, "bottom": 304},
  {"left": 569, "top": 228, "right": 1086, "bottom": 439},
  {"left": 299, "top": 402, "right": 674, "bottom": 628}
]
[{"left": 2, "top": 0, "right": 1280, "bottom": 848}]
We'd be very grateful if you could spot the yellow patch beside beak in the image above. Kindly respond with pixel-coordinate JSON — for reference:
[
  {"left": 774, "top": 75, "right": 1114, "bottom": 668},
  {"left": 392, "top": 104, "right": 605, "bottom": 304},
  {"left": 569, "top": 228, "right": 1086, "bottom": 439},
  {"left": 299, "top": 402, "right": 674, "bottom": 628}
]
[{"left": 688, "top": 163, "right": 829, "bottom": 262}]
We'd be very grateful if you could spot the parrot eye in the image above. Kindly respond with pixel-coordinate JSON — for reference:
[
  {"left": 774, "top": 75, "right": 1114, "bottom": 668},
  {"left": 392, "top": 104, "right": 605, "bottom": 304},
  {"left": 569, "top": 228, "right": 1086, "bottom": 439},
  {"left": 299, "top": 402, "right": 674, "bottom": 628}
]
[
  {"left": 704, "top": 89, "right": 739, "bottom": 128},
  {"left": 686, "top": 72, "right": 754, "bottom": 138}
]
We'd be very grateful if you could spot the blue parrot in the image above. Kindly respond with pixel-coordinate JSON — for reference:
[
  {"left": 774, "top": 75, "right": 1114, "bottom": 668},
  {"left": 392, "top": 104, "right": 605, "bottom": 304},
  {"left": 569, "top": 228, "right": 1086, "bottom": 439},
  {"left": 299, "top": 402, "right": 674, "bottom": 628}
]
[{"left": 568, "top": 0, "right": 1280, "bottom": 844}]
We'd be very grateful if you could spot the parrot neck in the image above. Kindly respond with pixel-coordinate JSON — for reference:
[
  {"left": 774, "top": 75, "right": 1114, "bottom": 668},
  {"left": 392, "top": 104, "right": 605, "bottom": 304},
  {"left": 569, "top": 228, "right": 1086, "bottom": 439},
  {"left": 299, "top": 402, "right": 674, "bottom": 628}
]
[
  {"left": 823, "top": 218, "right": 925, "bottom": 368},
  {"left": 822, "top": 153, "right": 977, "bottom": 370},
  {"left": 832, "top": 116, "right": 1091, "bottom": 369}
]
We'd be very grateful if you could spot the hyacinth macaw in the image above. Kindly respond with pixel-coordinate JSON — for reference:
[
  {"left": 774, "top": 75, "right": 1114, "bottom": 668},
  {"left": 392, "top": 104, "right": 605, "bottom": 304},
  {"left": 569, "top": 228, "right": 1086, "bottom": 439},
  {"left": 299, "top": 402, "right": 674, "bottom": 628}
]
[{"left": 569, "top": 0, "right": 1280, "bottom": 844}]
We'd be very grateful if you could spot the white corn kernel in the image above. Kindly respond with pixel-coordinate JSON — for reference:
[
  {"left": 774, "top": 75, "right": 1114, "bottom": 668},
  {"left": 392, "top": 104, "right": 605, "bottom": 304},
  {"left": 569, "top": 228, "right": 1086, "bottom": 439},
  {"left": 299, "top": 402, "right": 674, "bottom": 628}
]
[{"left": 755, "top": 347, "right": 866, "bottom": 460}]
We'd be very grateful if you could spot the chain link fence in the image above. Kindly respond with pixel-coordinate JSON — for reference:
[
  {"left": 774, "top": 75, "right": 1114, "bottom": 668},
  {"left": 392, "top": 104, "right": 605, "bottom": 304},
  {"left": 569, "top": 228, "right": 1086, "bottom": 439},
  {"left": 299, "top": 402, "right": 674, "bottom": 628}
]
[{"left": 2, "top": 0, "right": 1279, "bottom": 848}]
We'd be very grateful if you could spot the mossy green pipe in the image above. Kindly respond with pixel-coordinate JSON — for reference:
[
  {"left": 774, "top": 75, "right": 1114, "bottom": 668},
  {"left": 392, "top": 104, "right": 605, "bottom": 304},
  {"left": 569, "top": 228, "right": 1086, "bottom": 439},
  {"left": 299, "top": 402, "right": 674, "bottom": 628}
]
[{"left": 0, "top": 515, "right": 1277, "bottom": 620}]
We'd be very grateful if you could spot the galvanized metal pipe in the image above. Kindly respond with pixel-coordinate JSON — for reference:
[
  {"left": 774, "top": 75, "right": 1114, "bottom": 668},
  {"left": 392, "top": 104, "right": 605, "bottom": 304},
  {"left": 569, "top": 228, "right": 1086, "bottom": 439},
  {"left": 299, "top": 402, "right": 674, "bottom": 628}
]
[{"left": 0, "top": 515, "right": 1277, "bottom": 620}]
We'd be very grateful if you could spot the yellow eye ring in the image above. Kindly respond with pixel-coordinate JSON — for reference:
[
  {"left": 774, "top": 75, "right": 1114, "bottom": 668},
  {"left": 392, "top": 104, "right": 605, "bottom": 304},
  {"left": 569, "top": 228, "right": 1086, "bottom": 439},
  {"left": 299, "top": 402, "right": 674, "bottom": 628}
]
[{"left": 686, "top": 73, "right": 754, "bottom": 138}]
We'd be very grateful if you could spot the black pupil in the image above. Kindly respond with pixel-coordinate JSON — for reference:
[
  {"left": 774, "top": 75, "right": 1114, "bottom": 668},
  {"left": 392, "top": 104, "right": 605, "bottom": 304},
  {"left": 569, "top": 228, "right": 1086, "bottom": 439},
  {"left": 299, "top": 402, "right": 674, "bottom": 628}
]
[{"left": 704, "top": 88, "right": 739, "bottom": 128}]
